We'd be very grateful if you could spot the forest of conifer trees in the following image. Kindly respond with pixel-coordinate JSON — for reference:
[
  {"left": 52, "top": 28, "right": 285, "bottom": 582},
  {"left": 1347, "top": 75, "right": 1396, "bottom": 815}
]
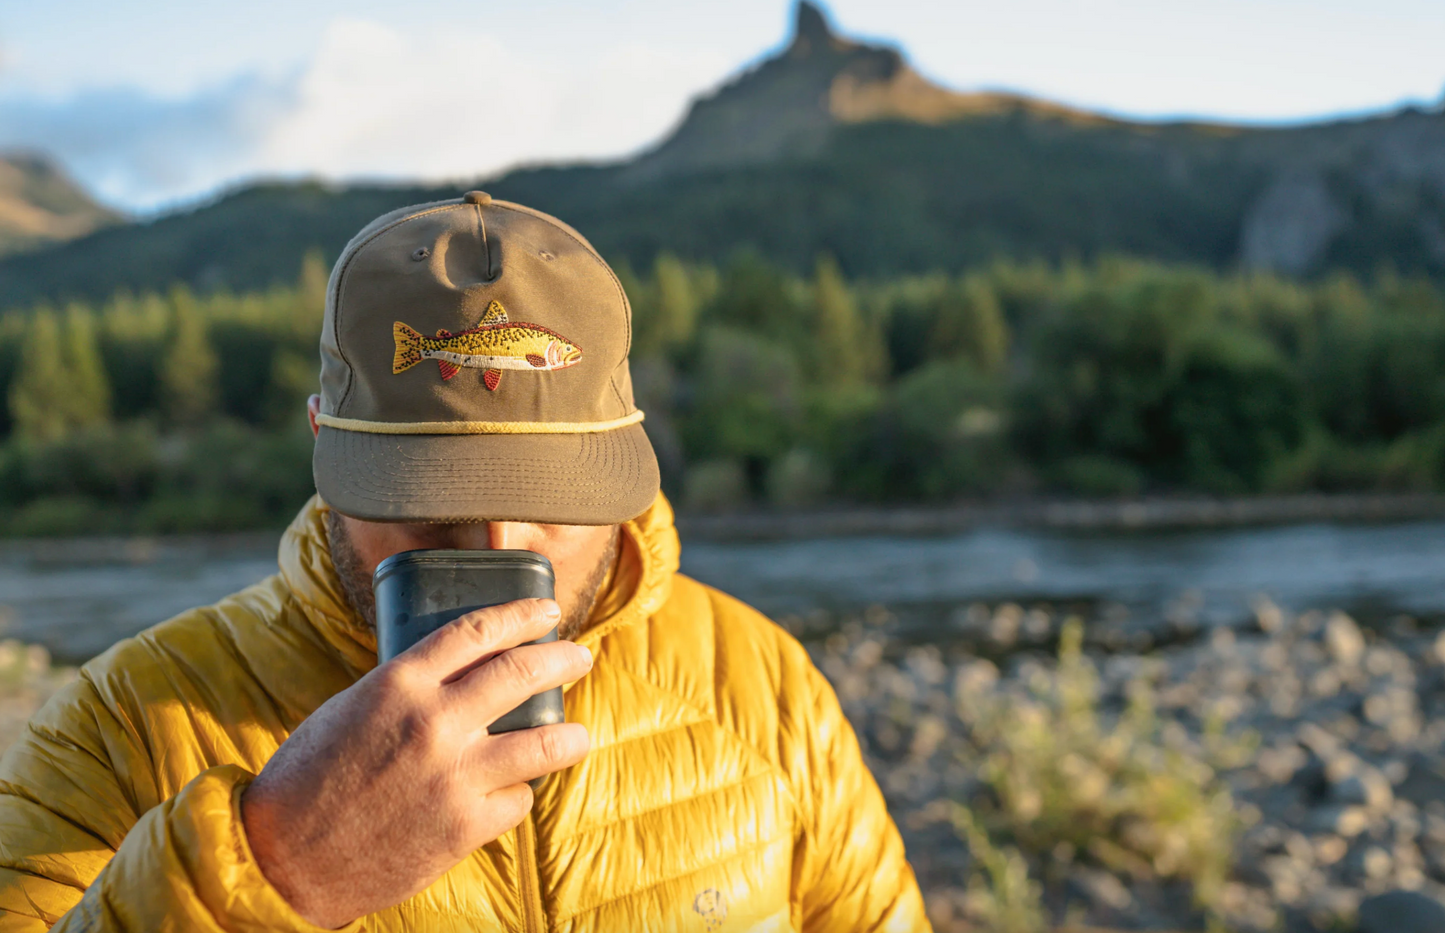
[{"left": 3, "top": 252, "right": 1445, "bottom": 536}]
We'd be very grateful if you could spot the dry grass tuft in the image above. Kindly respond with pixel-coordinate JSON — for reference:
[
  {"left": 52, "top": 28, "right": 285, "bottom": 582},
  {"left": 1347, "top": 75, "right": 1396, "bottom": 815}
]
[{"left": 955, "top": 619, "right": 1254, "bottom": 927}]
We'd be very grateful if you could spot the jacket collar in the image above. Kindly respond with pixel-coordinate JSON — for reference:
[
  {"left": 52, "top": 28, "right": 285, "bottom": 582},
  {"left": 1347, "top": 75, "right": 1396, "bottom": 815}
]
[
  {"left": 276, "top": 493, "right": 680, "bottom": 669},
  {"left": 577, "top": 492, "right": 678, "bottom": 648}
]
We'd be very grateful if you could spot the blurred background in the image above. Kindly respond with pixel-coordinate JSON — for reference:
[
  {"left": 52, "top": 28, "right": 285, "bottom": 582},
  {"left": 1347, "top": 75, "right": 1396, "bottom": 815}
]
[{"left": 3, "top": 1, "right": 1445, "bottom": 930}]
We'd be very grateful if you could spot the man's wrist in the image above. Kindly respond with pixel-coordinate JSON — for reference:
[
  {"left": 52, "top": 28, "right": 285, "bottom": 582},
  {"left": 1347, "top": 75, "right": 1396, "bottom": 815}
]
[{"left": 240, "top": 781, "right": 340, "bottom": 928}]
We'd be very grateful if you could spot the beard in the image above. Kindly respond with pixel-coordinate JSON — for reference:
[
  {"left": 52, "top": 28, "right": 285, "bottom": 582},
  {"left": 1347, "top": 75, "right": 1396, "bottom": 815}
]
[
  {"left": 558, "top": 527, "right": 619, "bottom": 641},
  {"left": 325, "top": 509, "right": 619, "bottom": 643},
  {"left": 327, "top": 509, "right": 378, "bottom": 631}
]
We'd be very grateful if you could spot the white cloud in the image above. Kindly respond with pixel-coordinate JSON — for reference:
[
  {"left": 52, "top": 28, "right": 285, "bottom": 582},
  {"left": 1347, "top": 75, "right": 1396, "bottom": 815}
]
[
  {"left": 3, "top": 2, "right": 1442, "bottom": 213},
  {"left": 0, "top": 76, "right": 294, "bottom": 211},
  {"left": 0, "top": 17, "right": 726, "bottom": 212}
]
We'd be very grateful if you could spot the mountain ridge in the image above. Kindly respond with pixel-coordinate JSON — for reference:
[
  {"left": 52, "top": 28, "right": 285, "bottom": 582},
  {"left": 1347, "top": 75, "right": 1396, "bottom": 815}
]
[
  {"left": 621, "top": 2, "right": 1111, "bottom": 181},
  {"left": 2, "top": 2, "right": 1443, "bottom": 308},
  {"left": 0, "top": 152, "right": 121, "bottom": 258}
]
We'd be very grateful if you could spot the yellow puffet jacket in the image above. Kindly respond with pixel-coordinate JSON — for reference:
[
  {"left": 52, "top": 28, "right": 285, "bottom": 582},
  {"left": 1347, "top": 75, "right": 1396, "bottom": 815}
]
[{"left": 0, "top": 494, "right": 930, "bottom": 932}]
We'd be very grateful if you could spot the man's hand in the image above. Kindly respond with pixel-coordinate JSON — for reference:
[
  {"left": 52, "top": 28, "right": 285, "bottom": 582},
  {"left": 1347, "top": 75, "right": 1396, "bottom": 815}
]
[{"left": 240, "top": 598, "right": 592, "bottom": 928}]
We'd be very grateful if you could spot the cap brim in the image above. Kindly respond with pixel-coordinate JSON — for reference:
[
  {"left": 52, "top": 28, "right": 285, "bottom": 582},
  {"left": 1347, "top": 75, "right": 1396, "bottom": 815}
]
[{"left": 313, "top": 422, "right": 660, "bottom": 525}]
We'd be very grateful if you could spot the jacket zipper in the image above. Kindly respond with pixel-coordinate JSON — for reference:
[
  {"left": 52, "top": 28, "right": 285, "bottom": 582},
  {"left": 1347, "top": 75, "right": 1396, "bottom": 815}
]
[{"left": 516, "top": 813, "right": 547, "bottom": 933}]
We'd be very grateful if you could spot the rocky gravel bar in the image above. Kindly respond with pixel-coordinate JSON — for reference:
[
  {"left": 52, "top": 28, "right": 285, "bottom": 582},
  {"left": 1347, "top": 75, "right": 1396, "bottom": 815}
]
[{"left": 793, "top": 602, "right": 1445, "bottom": 932}]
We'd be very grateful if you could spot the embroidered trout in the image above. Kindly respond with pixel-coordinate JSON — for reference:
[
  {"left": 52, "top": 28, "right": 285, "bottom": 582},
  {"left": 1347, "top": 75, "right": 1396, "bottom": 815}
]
[{"left": 391, "top": 300, "right": 582, "bottom": 391}]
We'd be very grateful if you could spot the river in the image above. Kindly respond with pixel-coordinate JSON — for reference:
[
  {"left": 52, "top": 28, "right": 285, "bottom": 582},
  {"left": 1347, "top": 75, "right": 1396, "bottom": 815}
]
[{"left": 2, "top": 519, "right": 1443, "bottom": 664}]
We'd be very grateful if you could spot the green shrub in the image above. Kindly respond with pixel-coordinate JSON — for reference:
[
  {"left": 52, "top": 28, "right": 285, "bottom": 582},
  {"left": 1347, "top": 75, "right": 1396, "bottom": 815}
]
[
  {"left": 3, "top": 496, "right": 106, "bottom": 537},
  {"left": 958, "top": 620, "right": 1253, "bottom": 918},
  {"left": 0, "top": 418, "right": 314, "bottom": 536},
  {"left": 950, "top": 806, "right": 1048, "bottom": 933},
  {"left": 1163, "top": 325, "right": 1304, "bottom": 491},
  {"left": 0, "top": 421, "right": 161, "bottom": 506},
  {"left": 766, "top": 448, "right": 832, "bottom": 508},
  {"left": 1052, "top": 455, "right": 1144, "bottom": 497},
  {"left": 682, "top": 459, "right": 749, "bottom": 512},
  {"left": 842, "top": 359, "right": 1011, "bottom": 500},
  {"left": 681, "top": 326, "right": 802, "bottom": 468}
]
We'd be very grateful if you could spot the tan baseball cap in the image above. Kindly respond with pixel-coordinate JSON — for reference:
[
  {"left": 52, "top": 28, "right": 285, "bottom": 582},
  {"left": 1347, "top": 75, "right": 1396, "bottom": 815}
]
[{"left": 313, "top": 191, "right": 659, "bottom": 525}]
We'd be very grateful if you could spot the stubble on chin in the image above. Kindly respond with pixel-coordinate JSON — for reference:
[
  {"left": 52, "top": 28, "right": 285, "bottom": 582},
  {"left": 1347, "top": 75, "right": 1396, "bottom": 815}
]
[
  {"left": 327, "top": 509, "right": 378, "bottom": 631},
  {"left": 324, "top": 510, "right": 619, "bottom": 643},
  {"left": 558, "top": 526, "right": 619, "bottom": 642}
]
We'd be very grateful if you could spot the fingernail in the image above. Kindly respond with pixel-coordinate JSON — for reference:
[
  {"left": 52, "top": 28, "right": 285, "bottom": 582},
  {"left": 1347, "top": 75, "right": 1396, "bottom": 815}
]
[
  {"left": 575, "top": 644, "right": 593, "bottom": 668},
  {"left": 540, "top": 600, "right": 561, "bottom": 619}
]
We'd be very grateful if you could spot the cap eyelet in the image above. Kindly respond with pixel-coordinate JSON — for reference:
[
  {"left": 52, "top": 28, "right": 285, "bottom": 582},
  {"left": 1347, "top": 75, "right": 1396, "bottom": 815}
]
[{"left": 411, "top": 247, "right": 430, "bottom": 261}]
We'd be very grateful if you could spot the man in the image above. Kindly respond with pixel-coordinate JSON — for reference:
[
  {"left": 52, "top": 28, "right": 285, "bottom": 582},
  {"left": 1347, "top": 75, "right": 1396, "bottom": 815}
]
[{"left": 0, "top": 193, "right": 929, "bottom": 931}]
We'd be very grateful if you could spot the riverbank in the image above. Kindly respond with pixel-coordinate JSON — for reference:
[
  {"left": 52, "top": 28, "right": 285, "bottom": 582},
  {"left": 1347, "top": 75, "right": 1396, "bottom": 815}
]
[
  {"left": 678, "top": 493, "right": 1445, "bottom": 541},
  {"left": 0, "top": 530, "right": 280, "bottom": 565},
  {"left": 6, "top": 492, "right": 1445, "bottom": 546}
]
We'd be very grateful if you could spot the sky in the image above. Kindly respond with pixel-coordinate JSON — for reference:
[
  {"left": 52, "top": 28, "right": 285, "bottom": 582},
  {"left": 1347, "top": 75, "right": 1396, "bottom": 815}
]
[{"left": 1, "top": 0, "right": 1442, "bottom": 214}]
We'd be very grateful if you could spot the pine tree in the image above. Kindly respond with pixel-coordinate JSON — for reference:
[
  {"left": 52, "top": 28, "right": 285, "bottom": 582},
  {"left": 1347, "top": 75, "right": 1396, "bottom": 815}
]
[
  {"left": 159, "top": 288, "right": 219, "bottom": 426},
  {"left": 616, "top": 261, "right": 661, "bottom": 357},
  {"left": 6, "top": 306, "right": 111, "bottom": 441},
  {"left": 652, "top": 253, "right": 700, "bottom": 352},
  {"left": 810, "top": 255, "right": 876, "bottom": 387},
  {"left": 61, "top": 304, "right": 112, "bottom": 428},
  {"left": 933, "top": 276, "right": 1009, "bottom": 374},
  {"left": 297, "top": 249, "right": 330, "bottom": 336},
  {"left": 7, "top": 310, "right": 67, "bottom": 442}
]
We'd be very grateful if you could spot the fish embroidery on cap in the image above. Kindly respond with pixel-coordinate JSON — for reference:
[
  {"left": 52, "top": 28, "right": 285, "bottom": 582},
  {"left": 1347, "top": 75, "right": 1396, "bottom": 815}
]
[{"left": 391, "top": 300, "right": 583, "bottom": 391}]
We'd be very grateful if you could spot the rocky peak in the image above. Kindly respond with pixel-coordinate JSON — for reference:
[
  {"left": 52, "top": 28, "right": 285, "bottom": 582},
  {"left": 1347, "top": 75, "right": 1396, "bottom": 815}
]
[
  {"left": 789, "top": 1, "right": 836, "bottom": 54},
  {"left": 624, "top": 2, "right": 1084, "bottom": 181}
]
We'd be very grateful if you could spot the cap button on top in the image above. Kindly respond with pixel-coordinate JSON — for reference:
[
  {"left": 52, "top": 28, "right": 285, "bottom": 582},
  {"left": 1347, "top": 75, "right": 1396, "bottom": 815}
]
[{"left": 463, "top": 190, "right": 492, "bottom": 205}]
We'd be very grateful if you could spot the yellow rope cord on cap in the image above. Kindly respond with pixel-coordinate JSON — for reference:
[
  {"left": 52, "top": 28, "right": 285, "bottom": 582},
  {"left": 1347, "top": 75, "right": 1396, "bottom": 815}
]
[{"left": 313, "top": 410, "right": 645, "bottom": 436}]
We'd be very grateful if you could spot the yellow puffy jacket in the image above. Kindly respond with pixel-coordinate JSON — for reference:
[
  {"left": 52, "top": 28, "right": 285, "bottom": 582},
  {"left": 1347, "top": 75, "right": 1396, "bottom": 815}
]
[{"left": 0, "top": 495, "right": 929, "bottom": 932}]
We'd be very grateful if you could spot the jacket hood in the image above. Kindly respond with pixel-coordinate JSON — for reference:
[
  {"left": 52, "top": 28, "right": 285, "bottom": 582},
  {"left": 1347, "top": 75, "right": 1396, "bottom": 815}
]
[{"left": 276, "top": 492, "right": 681, "bottom": 666}]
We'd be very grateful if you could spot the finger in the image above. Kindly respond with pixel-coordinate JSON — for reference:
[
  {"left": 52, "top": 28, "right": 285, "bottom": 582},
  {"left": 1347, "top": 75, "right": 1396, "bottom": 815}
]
[
  {"left": 448, "top": 641, "right": 592, "bottom": 725},
  {"left": 402, "top": 598, "right": 560, "bottom": 680},
  {"left": 464, "top": 783, "right": 535, "bottom": 847},
  {"left": 472, "top": 723, "right": 591, "bottom": 787}
]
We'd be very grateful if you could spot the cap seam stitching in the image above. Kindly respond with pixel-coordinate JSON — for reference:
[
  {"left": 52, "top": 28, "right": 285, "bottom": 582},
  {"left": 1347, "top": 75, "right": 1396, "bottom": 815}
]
[
  {"left": 487, "top": 202, "right": 632, "bottom": 356},
  {"left": 317, "top": 427, "right": 654, "bottom": 516},
  {"left": 474, "top": 203, "right": 491, "bottom": 276},
  {"left": 486, "top": 202, "right": 635, "bottom": 421},
  {"left": 332, "top": 202, "right": 474, "bottom": 413}
]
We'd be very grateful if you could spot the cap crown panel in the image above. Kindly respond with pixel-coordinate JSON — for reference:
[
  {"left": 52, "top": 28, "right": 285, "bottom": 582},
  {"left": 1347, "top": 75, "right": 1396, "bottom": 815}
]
[{"left": 320, "top": 201, "right": 632, "bottom": 426}]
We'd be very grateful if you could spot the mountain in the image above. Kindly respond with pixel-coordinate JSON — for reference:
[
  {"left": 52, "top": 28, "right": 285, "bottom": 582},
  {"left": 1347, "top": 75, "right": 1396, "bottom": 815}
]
[
  {"left": 0, "top": 152, "right": 121, "bottom": 258},
  {"left": 2, "top": 2, "right": 1444, "bottom": 309},
  {"left": 0, "top": 180, "right": 458, "bottom": 303},
  {"left": 622, "top": 1, "right": 1097, "bottom": 180}
]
